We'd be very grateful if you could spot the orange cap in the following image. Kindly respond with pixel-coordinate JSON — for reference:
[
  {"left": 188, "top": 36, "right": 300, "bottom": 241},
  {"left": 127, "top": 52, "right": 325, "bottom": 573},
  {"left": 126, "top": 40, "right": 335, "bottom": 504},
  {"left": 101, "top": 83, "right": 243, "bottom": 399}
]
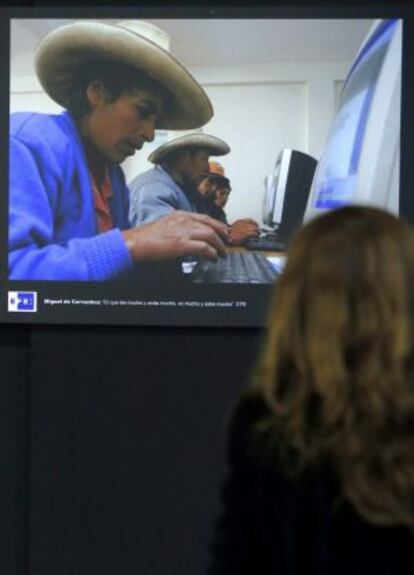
[{"left": 208, "top": 160, "right": 225, "bottom": 176}]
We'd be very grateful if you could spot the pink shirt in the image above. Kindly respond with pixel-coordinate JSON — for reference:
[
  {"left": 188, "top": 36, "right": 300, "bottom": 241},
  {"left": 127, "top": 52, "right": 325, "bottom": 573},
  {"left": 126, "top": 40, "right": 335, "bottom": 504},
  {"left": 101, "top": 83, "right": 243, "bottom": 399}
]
[{"left": 90, "top": 168, "right": 114, "bottom": 233}]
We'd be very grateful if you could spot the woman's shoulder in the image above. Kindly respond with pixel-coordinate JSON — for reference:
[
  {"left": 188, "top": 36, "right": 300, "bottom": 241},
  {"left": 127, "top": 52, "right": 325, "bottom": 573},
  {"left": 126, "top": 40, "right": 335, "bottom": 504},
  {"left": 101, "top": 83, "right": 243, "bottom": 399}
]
[
  {"left": 230, "top": 391, "right": 270, "bottom": 433},
  {"left": 226, "top": 391, "right": 277, "bottom": 467},
  {"left": 228, "top": 390, "right": 329, "bottom": 485}
]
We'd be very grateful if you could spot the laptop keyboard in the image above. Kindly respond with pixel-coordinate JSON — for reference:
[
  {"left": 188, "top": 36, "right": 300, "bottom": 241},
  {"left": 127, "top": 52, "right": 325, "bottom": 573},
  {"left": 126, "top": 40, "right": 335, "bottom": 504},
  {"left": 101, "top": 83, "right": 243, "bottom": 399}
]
[{"left": 190, "top": 251, "right": 279, "bottom": 284}]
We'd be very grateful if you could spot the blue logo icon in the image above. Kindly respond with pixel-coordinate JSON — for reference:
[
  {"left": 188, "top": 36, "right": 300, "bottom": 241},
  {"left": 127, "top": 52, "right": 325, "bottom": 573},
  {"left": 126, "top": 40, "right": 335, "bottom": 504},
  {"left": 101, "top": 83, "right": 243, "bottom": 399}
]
[{"left": 8, "top": 291, "right": 37, "bottom": 313}]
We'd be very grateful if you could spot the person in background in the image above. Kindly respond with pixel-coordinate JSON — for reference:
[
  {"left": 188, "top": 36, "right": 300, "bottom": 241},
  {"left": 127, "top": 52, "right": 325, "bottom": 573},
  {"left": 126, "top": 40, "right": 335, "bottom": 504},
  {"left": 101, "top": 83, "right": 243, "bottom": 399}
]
[
  {"left": 207, "top": 205, "right": 414, "bottom": 575},
  {"left": 198, "top": 172, "right": 232, "bottom": 224},
  {"left": 9, "top": 21, "right": 228, "bottom": 281},
  {"left": 129, "top": 132, "right": 230, "bottom": 227},
  {"left": 198, "top": 161, "right": 259, "bottom": 246}
]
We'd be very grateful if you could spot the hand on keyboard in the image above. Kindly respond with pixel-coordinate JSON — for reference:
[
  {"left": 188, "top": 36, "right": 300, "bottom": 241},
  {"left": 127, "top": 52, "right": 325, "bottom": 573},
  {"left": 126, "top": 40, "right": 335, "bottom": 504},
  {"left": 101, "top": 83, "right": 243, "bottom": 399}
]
[
  {"left": 123, "top": 211, "right": 230, "bottom": 263},
  {"left": 229, "top": 219, "right": 260, "bottom": 246}
]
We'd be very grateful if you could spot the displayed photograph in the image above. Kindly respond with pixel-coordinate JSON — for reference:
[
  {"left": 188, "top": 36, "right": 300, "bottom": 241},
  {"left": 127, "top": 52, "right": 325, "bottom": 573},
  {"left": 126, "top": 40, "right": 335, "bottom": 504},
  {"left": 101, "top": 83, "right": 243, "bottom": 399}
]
[{"left": 0, "top": 13, "right": 402, "bottom": 326}]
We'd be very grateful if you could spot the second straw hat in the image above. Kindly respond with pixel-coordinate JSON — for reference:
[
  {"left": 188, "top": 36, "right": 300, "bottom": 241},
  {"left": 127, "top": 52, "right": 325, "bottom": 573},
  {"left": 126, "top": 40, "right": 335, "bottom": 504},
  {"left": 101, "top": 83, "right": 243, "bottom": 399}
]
[{"left": 148, "top": 133, "right": 230, "bottom": 164}]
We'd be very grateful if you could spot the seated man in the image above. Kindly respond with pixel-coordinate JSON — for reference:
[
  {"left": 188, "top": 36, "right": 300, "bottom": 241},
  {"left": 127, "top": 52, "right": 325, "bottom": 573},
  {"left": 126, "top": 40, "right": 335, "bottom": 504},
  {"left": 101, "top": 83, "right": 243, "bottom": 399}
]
[
  {"left": 129, "top": 133, "right": 230, "bottom": 226},
  {"left": 9, "top": 21, "right": 228, "bottom": 281},
  {"left": 198, "top": 162, "right": 259, "bottom": 246},
  {"left": 198, "top": 173, "right": 231, "bottom": 224}
]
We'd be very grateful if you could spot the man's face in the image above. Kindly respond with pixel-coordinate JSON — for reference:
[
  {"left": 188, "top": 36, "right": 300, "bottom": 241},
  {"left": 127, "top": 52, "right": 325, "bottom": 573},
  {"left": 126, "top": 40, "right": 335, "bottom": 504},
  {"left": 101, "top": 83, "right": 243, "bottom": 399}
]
[
  {"left": 85, "top": 84, "right": 163, "bottom": 165},
  {"left": 215, "top": 187, "right": 231, "bottom": 209},
  {"left": 179, "top": 149, "right": 210, "bottom": 188}
]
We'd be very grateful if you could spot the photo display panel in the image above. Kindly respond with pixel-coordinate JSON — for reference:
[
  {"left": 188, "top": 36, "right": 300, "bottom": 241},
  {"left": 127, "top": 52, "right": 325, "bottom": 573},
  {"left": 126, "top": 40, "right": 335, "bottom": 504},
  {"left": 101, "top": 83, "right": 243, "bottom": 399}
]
[{"left": 0, "top": 6, "right": 412, "bottom": 327}]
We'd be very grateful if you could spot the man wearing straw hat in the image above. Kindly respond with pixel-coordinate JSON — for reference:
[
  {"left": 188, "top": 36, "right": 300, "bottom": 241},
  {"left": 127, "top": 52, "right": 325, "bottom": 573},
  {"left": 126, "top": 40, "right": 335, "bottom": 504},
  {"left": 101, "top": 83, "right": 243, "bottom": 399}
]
[
  {"left": 129, "top": 132, "right": 230, "bottom": 227},
  {"left": 9, "top": 21, "right": 228, "bottom": 281}
]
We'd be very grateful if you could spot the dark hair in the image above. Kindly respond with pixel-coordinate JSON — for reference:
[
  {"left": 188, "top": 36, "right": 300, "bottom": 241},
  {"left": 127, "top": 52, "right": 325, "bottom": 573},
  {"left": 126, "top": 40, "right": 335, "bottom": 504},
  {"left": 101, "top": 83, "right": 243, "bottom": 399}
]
[
  {"left": 198, "top": 175, "right": 231, "bottom": 200},
  {"left": 161, "top": 146, "right": 211, "bottom": 169},
  {"left": 253, "top": 205, "right": 414, "bottom": 527},
  {"left": 207, "top": 174, "right": 230, "bottom": 189},
  {"left": 65, "top": 60, "right": 173, "bottom": 121}
]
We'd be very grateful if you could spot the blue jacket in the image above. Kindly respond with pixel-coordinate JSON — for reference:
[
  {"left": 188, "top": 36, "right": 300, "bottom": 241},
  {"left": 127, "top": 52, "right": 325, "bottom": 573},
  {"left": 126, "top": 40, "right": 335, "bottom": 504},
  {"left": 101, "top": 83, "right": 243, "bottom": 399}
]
[
  {"left": 129, "top": 165, "right": 199, "bottom": 227},
  {"left": 9, "top": 111, "right": 133, "bottom": 280}
]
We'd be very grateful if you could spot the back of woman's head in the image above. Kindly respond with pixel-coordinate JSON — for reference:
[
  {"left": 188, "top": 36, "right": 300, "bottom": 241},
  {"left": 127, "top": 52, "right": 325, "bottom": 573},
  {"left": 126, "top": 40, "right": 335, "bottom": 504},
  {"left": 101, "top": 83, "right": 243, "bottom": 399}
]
[{"left": 254, "top": 205, "right": 414, "bottom": 527}]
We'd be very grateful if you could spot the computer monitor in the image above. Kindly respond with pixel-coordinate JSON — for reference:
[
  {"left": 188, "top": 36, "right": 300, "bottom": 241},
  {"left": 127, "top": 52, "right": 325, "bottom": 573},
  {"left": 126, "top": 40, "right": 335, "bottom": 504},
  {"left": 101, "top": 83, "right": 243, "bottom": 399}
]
[
  {"left": 262, "top": 148, "right": 317, "bottom": 238},
  {"left": 305, "top": 18, "right": 402, "bottom": 221}
]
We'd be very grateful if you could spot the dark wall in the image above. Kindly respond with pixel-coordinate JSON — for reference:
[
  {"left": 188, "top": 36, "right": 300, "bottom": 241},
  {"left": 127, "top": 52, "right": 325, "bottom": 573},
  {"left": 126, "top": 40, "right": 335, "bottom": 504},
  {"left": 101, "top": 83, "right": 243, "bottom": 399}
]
[
  {"left": 0, "top": 326, "right": 29, "bottom": 575},
  {"left": 3, "top": 2, "right": 414, "bottom": 574},
  {"left": 0, "top": 323, "right": 264, "bottom": 575}
]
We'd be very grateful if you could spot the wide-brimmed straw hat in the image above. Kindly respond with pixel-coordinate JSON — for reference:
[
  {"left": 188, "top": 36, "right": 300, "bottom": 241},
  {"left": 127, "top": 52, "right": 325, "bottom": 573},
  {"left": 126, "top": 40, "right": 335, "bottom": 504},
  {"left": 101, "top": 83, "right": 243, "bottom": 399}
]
[
  {"left": 149, "top": 133, "right": 230, "bottom": 164},
  {"left": 34, "top": 20, "right": 213, "bottom": 130}
]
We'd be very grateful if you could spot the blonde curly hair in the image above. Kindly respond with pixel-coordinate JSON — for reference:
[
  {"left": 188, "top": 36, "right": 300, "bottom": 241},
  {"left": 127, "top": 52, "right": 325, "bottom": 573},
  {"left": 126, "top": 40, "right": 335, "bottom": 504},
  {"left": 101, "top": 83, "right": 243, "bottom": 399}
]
[{"left": 254, "top": 205, "right": 414, "bottom": 527}]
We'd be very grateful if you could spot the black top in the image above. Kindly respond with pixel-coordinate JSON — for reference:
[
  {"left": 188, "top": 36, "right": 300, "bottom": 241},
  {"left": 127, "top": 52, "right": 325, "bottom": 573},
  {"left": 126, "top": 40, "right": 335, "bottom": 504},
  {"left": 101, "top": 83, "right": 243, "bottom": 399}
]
[
  {"left": 206, "top": 394, "right": 414, "bottom": 575},
  {"left": 195, "top": 195, "right": 229, "bottom": 225},
  {"left": 204, "top": 203, "right": 228, "bottom": 225}
]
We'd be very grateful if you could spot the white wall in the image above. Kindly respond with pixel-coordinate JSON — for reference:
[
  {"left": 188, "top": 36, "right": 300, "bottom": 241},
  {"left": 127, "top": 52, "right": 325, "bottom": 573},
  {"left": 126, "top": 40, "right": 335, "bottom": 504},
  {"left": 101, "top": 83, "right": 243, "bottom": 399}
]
[
  {"left": 10, "top": 55, "right": 351, "bottom": 225},
  {"left": 199, "top": 81, "right": 306, "bottom": 223},
  {"left": 200, "top": 62, "right": 350, "bottom": 222},
  {"left": 124, "top": 61, "right": 351, "bottom": 222}
]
